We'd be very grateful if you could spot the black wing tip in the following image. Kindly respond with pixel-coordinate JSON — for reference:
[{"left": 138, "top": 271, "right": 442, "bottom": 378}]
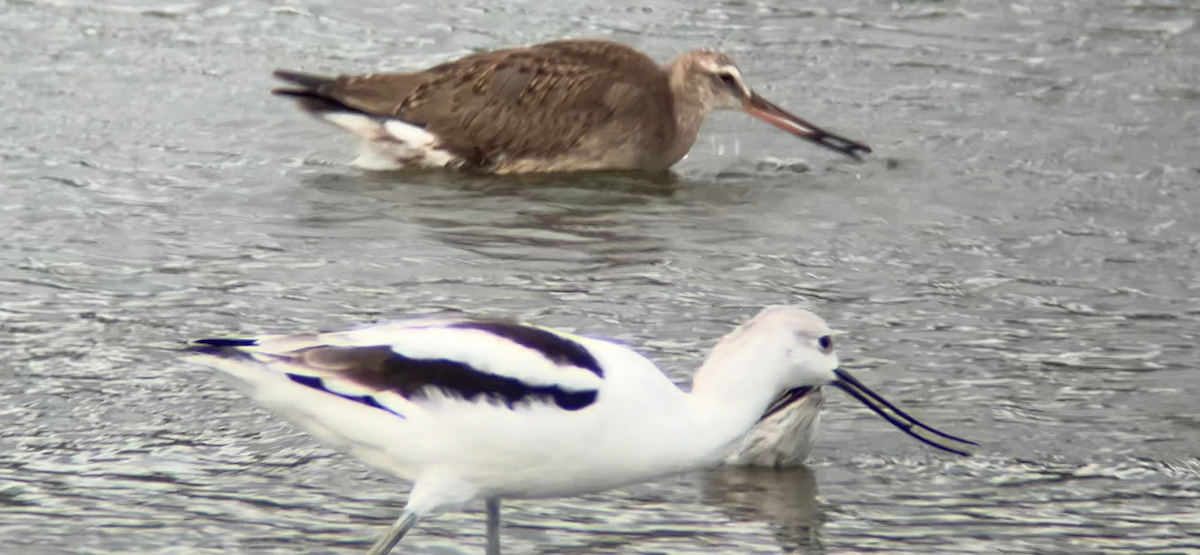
[
  {"left": 270, "top": 89, "right": 361, "bottom": 117},
  {"left": 186, "top": 337, "right": 258, "bottom": 356},
  {"left": 271, "top": 86, "right": 309, "bottom": 98},
  {"left": 270, "top": 70, "right": 353, "bottom": 115},
  {"left": 272, "top": 69, "right": 335, "bottom": 89}
]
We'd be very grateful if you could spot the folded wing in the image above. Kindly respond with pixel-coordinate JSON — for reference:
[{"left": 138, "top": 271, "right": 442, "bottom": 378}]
[{"left": 188, "top": 318, "right": 607, "bottom": 416}]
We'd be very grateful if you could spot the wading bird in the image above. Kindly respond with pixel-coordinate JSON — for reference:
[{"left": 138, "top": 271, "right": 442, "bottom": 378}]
[
  {"left": 272, "top": 40, "right": 871, "bottom": 173},
  {"left": 187, "top": 306, "right": 975, "bottom": 554}
]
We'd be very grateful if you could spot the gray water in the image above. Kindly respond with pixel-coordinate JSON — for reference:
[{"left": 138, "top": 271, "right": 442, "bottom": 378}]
[{"left": 2, "top": 0, "right": 1199, "bottom": 553}]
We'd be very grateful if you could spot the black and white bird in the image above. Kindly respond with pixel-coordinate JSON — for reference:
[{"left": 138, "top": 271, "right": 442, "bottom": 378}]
[{"left": 186, "top": 306, "right": 977, "bottom": 554}]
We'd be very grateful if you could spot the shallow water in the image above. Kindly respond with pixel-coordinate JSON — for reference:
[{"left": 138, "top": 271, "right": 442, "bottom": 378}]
[{"left": 2, "top": 0, "right": 1199, "bottom": 553}]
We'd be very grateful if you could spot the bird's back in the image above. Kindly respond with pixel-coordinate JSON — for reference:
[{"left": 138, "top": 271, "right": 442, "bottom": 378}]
[
  {"left": 187, "top": 317, "right": 704, "bottom": 499},
  {"left": 275, "top": 40, "right": 679, "bottom": 172}
]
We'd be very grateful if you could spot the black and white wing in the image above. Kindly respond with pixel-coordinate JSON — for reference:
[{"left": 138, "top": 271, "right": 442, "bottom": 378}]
[{"left": 186, "top": 317, "right": 608, "bottom": 418}]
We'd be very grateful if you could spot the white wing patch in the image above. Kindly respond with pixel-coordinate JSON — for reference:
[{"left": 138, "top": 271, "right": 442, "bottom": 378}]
[
  {"left": 386, "top": 327, "right": 603, "bottom": 391},
  {"left": 317, "top": 112, "right": 460, "bottom": 170},
  {"left": 191, "top": 318, "right": 607, "bottom": 415},
  {"left": 304, "top": 320, "right": 606, "bottom": 393},
  {"left": 314, "top": 112, "right": 458, "bottom": 171},
  {"left": 321, "top": 112, "right": 386, "bottom": 140}
]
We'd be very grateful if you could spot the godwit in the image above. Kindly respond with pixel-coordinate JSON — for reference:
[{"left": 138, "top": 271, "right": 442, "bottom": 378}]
[
  {"left": 186, "top": 307, "right": 976, "bottom": 554},
  {"left": 272, "top": 39, "right": 872, "bottom": 173}
]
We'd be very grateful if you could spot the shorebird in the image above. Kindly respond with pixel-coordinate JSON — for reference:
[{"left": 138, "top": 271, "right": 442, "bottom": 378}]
[
  {"left": 186, "top": 306, "right": 976, "bottom": 554},
  {"left": 272, "top": 39, "right": 872, "bottom": 173}
]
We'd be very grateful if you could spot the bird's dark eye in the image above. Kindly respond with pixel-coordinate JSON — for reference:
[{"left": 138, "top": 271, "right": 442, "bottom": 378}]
[
  {"left": 818, "top": 335, "right": 832, "bottom": 351},
  {"left": 718, "top": 73, "right": 738, "bottom": 88}
]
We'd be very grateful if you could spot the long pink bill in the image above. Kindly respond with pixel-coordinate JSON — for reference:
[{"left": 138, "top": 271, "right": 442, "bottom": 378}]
[{"left": 746, "top": 94, "right": 872, "bottom": 160}]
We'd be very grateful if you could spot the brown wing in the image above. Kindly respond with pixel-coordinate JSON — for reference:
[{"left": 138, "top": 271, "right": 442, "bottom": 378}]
[{"left": 302, "top": 40, "right": 676, "bottom": 168}]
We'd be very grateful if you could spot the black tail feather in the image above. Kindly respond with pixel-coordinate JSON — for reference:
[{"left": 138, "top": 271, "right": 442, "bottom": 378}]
[
  {"left": 271, "top": 69, "right": 365, "bottom": 116},
  {"left": 187, "top": 338, "right": 259, "bottom": 356},
  {"left": 272, "top": 89, "right": 364, "bottom": 117},
  {"left": 272, "top": 69, "right": 336, "bottom": 90}
]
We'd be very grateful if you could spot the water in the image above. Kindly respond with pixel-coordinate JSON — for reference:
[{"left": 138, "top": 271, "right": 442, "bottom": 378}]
[{"left": 2, "top": 0, "right": 1199, "bottom": 553}]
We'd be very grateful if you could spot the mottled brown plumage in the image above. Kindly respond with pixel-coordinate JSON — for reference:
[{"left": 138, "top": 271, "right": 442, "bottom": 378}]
[{"left": 273, "top": 39, "right": 871, "bottom": 173}]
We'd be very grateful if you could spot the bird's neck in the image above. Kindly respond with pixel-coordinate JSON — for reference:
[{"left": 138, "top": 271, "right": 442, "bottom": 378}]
[
  {"left": 661, "top": 61, "right": 710, "bottom": 167},
  {"left": 683, "top": 350, "right": 788, "bottom": 465}
]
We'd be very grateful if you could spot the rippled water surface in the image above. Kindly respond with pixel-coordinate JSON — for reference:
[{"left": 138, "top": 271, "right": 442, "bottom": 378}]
[{"left": 3, "top": 0, "right": 1199, "bottom": 553}]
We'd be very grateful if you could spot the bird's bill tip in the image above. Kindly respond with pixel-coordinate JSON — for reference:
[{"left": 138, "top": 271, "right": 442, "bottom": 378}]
[
  {"left": 744, "top": 94, "right": 872, "bottom": 161},
  {"left": 831, "top": 368, "right": 980, "bottom": 457}
]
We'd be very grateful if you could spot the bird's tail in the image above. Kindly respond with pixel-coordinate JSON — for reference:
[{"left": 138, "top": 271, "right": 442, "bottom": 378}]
[
  {"left": 271, "top": 69, "right": 449, "bottom": 170},
  {"left": 271, "top": 69, "right": 371, "bottom": 119}
]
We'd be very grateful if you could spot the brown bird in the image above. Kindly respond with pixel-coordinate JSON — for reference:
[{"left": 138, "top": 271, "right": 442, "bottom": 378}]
[{"left": 272, "top": 39, "right": 871, "bottom": 174}]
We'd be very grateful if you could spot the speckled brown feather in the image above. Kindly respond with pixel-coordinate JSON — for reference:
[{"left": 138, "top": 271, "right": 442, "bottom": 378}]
[
  {"left": 286, "top": 40, "right": 676, "bottom": 170},
  {"left": 274, "top": 39, "right": 873, "bottom": 172}
]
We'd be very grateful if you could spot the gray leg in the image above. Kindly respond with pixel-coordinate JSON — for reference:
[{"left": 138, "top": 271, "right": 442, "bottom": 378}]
[
  {"left": 366, "top": 510, "right": 418, "bottom": 555},
  {"left": 485, "top": 498, "right": 502, "bottom": 555}
]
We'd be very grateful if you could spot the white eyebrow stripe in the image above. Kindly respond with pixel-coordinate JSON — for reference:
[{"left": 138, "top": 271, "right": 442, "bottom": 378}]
[{"left": 719, "top": 65, "right": 752, "bottom": 98}]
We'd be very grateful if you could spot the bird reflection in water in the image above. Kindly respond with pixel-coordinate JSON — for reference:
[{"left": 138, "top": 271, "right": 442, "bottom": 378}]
[
  {"left": 296, "top": 171, "right": 678, "bottom": 271},
  {"left": 702, "top": 465, "right": 825, "bottom": 553}
]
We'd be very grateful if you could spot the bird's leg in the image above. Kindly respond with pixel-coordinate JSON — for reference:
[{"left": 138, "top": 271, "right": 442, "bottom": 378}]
[
  {"left": 366, "top": 510, "right": 419, "bottom": 555},
  {"left": 485, "top": 497, "right": 502, "bottom": 555}
]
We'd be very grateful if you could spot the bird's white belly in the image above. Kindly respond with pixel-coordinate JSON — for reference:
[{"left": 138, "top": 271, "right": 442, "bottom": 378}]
[{"left": 377, "top": 395, "right": 715, "bottom": 499}]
